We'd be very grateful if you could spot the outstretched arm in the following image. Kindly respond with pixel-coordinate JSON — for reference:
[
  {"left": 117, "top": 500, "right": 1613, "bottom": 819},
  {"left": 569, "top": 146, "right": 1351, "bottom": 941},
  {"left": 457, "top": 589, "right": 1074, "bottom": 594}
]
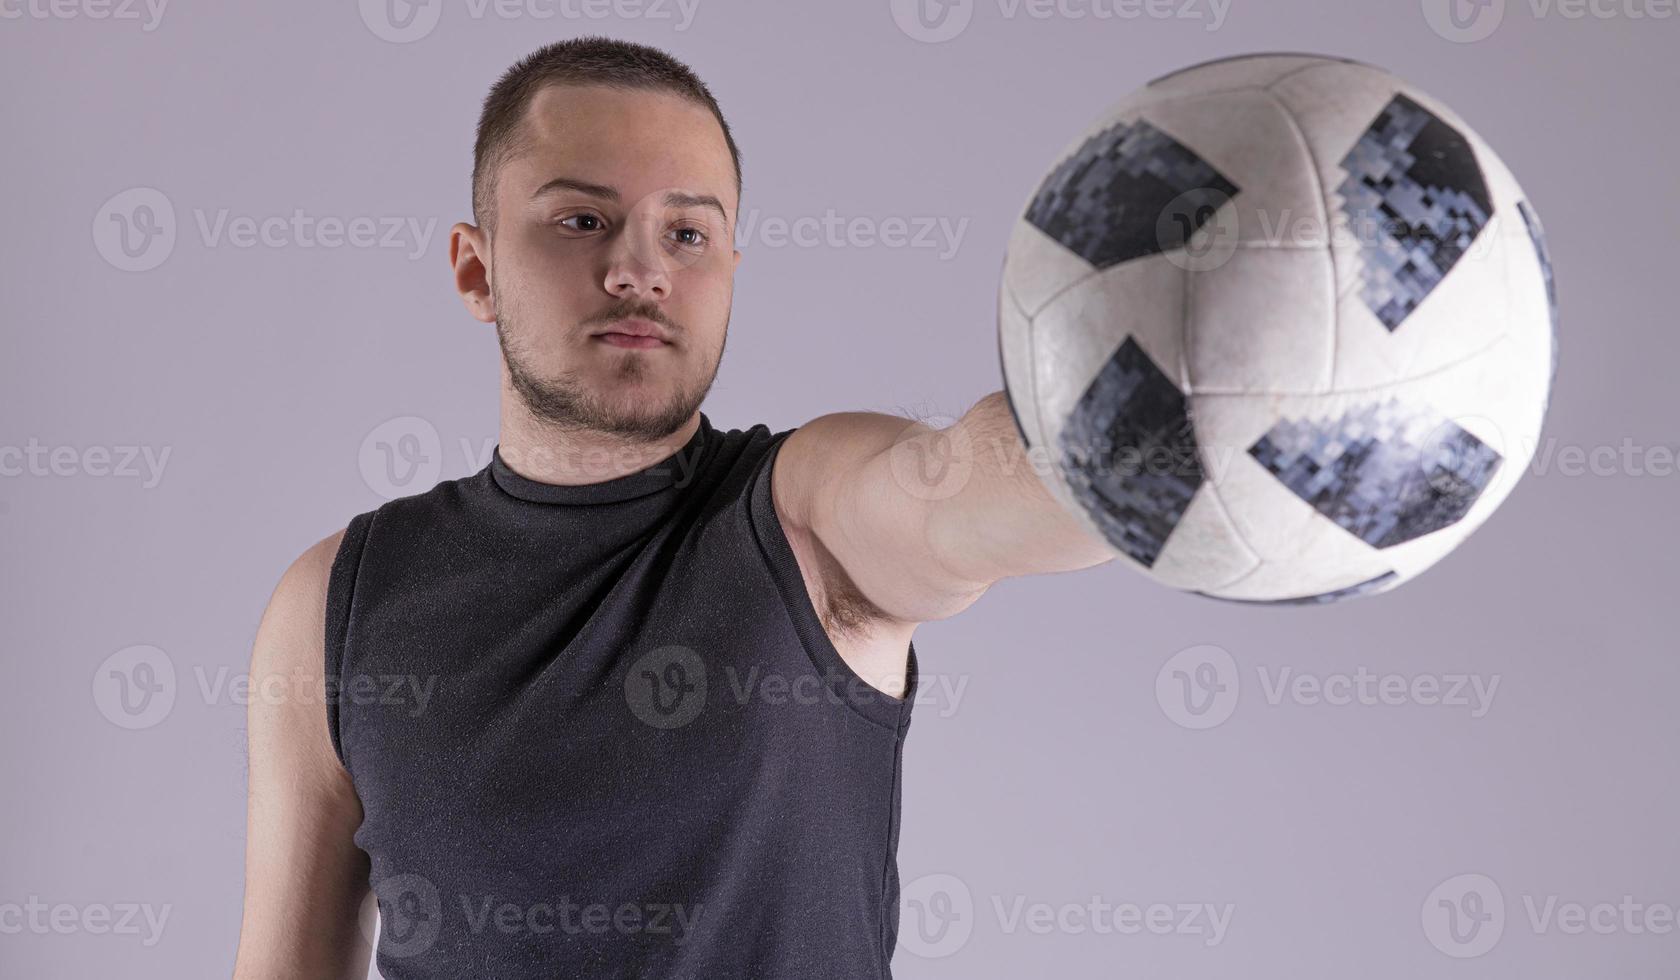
[{"left": 774, "top": 390, "right": 1116, "bottom": 628}]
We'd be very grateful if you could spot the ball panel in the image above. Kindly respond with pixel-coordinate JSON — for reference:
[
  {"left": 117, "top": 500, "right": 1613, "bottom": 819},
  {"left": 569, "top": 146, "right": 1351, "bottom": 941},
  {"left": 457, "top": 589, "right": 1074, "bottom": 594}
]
[
  {"left": 1186, "top": 246, "right": 1336, "bottom": 394},
  {"left": 1002, "top": 218, "right": 1096, "bottom": 316},
  {"left": 1193, "top": 335, "right": 1545, "bottom": 587},
  {"left": 1199, "top": 550, "right": 1404, "bottom": 604},
  {"left": 1388, "top": 333, "right": 1546, "bottom": 526},
  {"left": 1455, "top": 110, "right": 1533, "bottom": 235},
  {"left": 1021, "top": 116, "right": 1240, "bottom": 271},
  {"left": 1054, "top": 333, "right": 1203, "bottom": 568},
  {"left": 997, "top": 280, "right": 1045, "bottom": 451},
  {"left": 1147, "top": 53, "right": 1363, "bottom": 96},
  {"left": 1146, "top": 484, "right": 1262, "bottom": 590},
  {"left": 1030, "top": 253, "right": 1192, "bottom": 425},
  {"left": 1196, "top": 567, "right": 1402, "bottom": 605},
  {"left": 1513, "top": 199, "right": 1560, "bottom": 425},
  {"left": 1002, "top": 85, "right": 1218, "bottom": 314},
  {"left": 1185, "top": 393, "right": 1328, "bottom": 559},
  {"left": 1332, "top": 92, "right": 1493, "bottom": 333},
  {"left": 1329, "top": 232, "right": 1519, "bottom": 393},
  {"left": 1264, "top": 64, "right": 1527, "bottom": 393},
  {"left": 1028, "top": 256, "right": 1213, "bottom": 565},
  {"left": 1134, "top": 89, "right": 1326, "bottom": 248},
  {"left": 1246, "top": 398, "right": 1502, "bottom": 549}
]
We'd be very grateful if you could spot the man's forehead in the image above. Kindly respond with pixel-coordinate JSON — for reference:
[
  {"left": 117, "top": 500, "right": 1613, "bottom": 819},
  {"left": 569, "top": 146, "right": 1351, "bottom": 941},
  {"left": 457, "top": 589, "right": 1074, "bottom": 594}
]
[
  {"left": 508, "top": 84, "right": 734, "bottom": 202},
  {"left": 523, "top": 83, "right": 704, "bottom": 133}
]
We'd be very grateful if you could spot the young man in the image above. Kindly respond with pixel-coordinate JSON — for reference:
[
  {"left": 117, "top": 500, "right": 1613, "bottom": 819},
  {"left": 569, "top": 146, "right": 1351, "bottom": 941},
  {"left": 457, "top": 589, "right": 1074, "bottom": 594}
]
[{"left": 233, "top": 36, "right": 1113, "bottom": 979}]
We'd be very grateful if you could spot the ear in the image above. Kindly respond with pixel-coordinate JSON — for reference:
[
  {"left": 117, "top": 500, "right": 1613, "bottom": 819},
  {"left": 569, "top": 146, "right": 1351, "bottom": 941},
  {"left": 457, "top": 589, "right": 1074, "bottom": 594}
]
[{"left": 449, "top": 222, "right": 497, "bottom": 324}]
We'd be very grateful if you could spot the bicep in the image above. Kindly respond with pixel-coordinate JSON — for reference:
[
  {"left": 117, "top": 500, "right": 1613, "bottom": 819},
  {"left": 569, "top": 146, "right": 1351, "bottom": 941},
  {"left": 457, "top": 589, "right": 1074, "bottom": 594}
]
[
  {"left": 777, "top": 413, "right": 991, "bottom": 626},
  {"left": 234, "top": 531, "right": 373, "bottom": 980}
]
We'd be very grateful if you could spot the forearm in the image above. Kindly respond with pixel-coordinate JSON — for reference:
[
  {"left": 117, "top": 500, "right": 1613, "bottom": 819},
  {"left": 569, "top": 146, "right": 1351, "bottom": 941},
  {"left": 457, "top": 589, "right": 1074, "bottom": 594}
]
[{"left": 913, "top": 390, "right": 1116, "bottom": 585}]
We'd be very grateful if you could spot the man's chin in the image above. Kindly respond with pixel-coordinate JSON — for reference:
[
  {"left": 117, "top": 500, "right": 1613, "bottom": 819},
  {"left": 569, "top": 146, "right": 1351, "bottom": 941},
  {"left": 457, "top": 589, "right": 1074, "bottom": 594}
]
[{"left": 564, "top": 380, "right": 698, "bottom": 441}]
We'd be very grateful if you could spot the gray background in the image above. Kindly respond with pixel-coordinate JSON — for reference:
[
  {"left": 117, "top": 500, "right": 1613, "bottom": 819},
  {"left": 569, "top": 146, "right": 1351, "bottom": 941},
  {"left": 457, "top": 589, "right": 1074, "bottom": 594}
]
[{"left": 2, "top": 0, "right": 1676, "bottom": 976}]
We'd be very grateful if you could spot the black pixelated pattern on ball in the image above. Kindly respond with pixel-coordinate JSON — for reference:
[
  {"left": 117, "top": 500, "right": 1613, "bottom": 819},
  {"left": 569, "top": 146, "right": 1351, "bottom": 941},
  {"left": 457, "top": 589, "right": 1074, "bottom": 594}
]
[
  {"left": 1025, "top": 119, "right": 1239, "bottom": 270},
  {"left": 1196, "top": 570, "right": 1399, "bottom": 606},
  {"left": 1517, "top": 199, "right": 1560, "bottom": 421},
  {"left": 1058, "top": 337, "right": 1204, "bottom": 567},
  {"left": 1248, "top": 398, "right": 1503, "bottom": 549},
  {"left": 1337, "top": 94, "right": 1492, "bottom": 331}
]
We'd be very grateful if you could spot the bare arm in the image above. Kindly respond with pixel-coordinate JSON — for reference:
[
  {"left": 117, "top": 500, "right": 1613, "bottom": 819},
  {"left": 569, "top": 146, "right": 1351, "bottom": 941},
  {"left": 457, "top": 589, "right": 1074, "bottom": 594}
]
[
  {"left": 776, "top": 390, "right": 1116, "bottom": 627},
  {"left": 233, "top": 531, "right": 374, "bottom": 979}
]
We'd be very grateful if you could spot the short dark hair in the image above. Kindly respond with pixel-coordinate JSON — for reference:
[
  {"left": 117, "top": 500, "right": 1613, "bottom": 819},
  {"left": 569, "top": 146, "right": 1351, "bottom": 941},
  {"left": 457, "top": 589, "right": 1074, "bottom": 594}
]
[{"left": 471, "top": 36, "right": 743, "bottom": 233}]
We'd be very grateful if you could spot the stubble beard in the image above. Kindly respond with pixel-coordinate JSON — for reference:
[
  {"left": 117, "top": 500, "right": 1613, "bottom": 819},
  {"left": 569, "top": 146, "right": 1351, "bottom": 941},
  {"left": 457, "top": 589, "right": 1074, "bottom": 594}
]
[{"left": 493, "top": 282, "right": 725, "bottom": 442}]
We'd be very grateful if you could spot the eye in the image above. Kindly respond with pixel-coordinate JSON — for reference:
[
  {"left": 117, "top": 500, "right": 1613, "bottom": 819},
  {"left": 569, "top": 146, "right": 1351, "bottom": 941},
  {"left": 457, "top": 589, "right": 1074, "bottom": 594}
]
[
  {"left": 667, "top": 225, "right": 709, "bottom": 251},
  {"left": 556, "top": 212, "right": 605, "bottom": 233}
]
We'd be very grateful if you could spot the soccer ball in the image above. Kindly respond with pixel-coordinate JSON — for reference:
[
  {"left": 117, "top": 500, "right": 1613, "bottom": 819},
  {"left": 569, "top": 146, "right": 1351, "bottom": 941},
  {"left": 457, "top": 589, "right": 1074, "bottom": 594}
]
[{"left": 998, "top": 53, "right": 1557, "bottom": 604}]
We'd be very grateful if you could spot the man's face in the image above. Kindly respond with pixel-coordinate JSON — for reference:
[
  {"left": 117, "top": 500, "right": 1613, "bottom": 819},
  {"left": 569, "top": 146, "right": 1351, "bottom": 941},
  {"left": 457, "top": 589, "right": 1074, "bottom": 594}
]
[{"left": 462, "top": 84, "right": 739, "bottom": 441}]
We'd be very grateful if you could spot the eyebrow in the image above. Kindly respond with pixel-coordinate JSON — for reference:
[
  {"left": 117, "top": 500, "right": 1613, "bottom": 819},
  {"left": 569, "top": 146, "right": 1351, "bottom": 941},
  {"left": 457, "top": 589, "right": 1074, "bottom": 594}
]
[{"left": 531, "top": 176, "right": 728, "bottom": 225}]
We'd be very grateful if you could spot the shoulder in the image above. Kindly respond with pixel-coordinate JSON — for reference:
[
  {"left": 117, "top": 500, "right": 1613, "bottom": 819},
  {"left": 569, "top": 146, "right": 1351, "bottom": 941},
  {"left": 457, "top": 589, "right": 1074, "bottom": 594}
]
[
  {"left": 249, "top": 529, "right": 351, "bottom": 775},
  {"left": 259, "top": 530, "right": 345, "bottom": 661}
]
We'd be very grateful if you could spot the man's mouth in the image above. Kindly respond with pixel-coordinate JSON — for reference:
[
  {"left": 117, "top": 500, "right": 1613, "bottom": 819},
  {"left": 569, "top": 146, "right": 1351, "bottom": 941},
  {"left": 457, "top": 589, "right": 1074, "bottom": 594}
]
[{"left": 591, "top": 317, "right": 672, "bottom": 349}]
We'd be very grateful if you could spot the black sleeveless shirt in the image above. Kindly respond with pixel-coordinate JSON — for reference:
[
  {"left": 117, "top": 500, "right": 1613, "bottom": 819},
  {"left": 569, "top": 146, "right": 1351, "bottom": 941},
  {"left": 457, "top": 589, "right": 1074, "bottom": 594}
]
[{"left": 324, "top": 413, "right": 918, "bottom": 978}]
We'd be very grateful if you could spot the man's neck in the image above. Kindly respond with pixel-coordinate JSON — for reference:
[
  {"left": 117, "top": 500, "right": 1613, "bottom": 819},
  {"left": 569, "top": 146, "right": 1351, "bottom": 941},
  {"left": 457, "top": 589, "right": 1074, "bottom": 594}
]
[{"left": 496, "top": 401, "right": 701, "bottom": 487}]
